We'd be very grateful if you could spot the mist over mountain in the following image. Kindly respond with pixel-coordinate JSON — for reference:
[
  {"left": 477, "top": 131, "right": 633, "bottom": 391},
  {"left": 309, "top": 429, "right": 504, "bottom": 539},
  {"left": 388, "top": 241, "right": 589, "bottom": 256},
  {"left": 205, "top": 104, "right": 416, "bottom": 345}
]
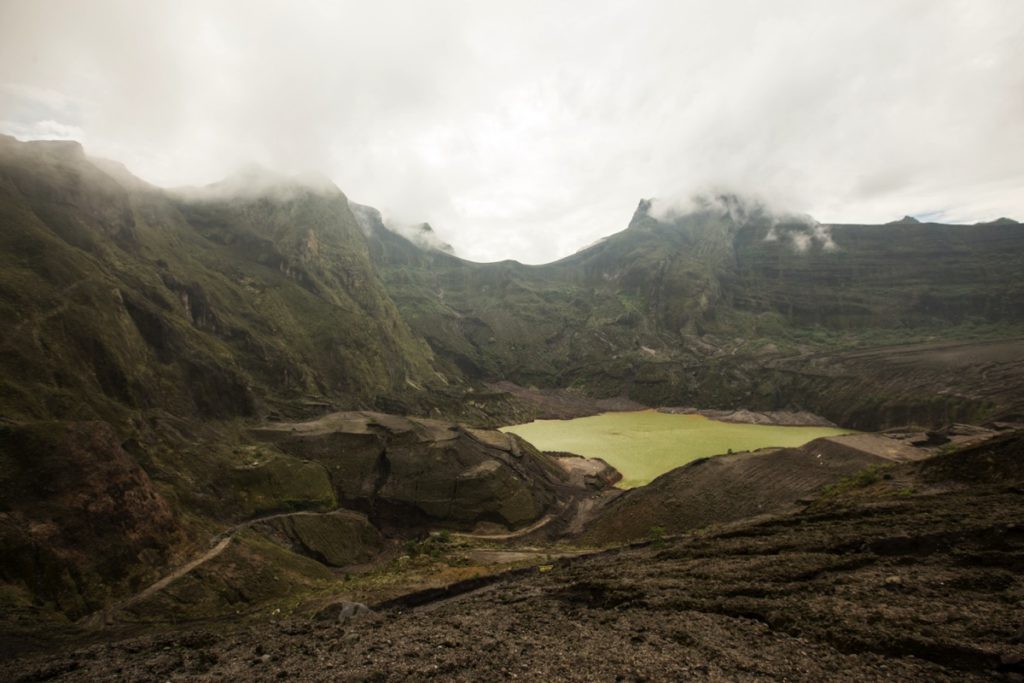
[{"left": 4, "top": 2, "right": 1023, "bottom": 262}]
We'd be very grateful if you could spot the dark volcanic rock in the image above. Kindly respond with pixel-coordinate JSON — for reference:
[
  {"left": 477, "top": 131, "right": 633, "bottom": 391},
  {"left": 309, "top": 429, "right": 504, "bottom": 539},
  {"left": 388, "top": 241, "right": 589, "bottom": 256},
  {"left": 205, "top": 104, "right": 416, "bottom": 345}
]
[
  {"left": 578, "top": 433, "right": 928, "bottom": 545},
  {"left": 250, "top": 509, "right": 384, "bottom": 567},
  {"left": 9, "top": 435, "right": 1024, "bottom": 681},
  {"left": 251, "top": 412, "right": 571, "bottom": 531}
]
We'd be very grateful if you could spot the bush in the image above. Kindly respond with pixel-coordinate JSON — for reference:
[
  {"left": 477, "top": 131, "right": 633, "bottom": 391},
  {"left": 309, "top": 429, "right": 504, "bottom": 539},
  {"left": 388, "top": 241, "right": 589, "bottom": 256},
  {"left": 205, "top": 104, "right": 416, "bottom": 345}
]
[
  {"left": 649, "top": 526, "right": 667, "bottom": 548},
  {"left": 822, "top": 464, "right": 894, "bottom": 497}
]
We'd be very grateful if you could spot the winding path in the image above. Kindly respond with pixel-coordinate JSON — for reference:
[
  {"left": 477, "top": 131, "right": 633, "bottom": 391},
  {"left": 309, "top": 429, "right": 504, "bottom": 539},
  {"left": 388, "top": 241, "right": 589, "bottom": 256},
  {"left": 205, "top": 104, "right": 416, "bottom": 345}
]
[
  {"left": 79, "top": 509, "right": 340, "bottom": 628},
  {"left": 80, "top": 498, "right": 603, "bottom": 627},
  {"left": 450, "top": 511, "right": 559, "bottom": 541}
]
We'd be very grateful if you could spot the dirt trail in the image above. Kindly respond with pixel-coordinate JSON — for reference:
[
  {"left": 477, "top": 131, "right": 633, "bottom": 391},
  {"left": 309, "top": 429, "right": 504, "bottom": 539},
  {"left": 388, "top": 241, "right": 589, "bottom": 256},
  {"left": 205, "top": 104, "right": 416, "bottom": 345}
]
[
  {"left": 81, "top": 503, "right": 580, "bottom": 628},
  {"left": 451, "top": 511, "right": 559, "bottom": 541},
  {"left": 79, "top": 509, "right": 346, "bottom": 628},
  {"left": 80, "top": 537, "right": 235, "bottom": 628}
]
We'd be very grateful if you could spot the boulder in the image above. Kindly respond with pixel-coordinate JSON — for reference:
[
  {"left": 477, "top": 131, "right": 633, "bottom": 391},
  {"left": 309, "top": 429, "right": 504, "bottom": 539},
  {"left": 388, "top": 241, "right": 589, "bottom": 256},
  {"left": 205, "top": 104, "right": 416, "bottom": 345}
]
[{"left": 314, "top": 600, "right": 372, "bottom": 625}]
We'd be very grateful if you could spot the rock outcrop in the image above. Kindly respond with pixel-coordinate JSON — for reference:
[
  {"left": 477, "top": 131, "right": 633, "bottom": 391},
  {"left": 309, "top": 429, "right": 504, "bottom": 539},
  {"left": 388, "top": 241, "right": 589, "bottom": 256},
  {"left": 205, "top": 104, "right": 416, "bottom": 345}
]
[
  {"left": 251, "top": 412, "right": 572, "bottom": 531},
  {"left": 250, "top": 509, "right": 384, "bottom": 567}
]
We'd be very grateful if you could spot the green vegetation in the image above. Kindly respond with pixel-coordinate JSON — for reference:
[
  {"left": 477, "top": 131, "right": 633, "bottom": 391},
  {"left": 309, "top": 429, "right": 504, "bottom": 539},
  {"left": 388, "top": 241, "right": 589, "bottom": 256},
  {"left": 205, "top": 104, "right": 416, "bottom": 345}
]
[
  {"left": 404, "top": 531, "right": 454, "bottom": 559},
  {"left": 503, "top": 411, "right": 854, "bottom": 488},
  {"left": 220, "top": 451, "right": 337, "bottom": 517},
  {"left": 821, "top": 464, "right": 895, "bottom": 498}
]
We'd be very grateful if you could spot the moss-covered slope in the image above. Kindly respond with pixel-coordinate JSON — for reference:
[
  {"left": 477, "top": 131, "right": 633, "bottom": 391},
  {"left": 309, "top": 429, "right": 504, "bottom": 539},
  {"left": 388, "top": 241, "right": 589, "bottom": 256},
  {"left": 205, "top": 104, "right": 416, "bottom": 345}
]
[{"left": 0, "top": 135, "right": 446, "bottom": 427}]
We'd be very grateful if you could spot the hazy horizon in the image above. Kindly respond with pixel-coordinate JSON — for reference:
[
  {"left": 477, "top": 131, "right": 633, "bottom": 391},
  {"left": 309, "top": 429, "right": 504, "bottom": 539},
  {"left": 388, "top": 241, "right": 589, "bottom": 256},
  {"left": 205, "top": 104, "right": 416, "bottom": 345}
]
[{"left": 2, "top": 1, "right": 1022, "bottom": 263}]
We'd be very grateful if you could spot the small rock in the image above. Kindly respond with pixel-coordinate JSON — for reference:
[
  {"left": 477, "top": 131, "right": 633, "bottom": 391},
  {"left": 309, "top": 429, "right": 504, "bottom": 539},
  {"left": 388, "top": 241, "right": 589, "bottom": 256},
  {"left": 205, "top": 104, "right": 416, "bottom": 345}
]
[
  {"left": 883, "top": 575, "right": 903, "bottom": 588},
  {"left": 314, "top": 601, "right": 373, "bottom": 626},
  {"left": 258, "top": 654, "right": 272, "bottom": 664},
  {"left": 1001, "top": 652, "right": 1022, "bottom": 666}
]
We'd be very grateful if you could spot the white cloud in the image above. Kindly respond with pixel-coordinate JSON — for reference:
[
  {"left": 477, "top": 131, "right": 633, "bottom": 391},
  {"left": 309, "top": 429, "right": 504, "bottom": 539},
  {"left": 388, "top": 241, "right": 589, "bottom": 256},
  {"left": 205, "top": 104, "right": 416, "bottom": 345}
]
[
  {"left": 0, "top": 0, "right": 1021, "bottom": 263},
  {"left": 0, "top": 118, "right": 85, "bottom": 142}
]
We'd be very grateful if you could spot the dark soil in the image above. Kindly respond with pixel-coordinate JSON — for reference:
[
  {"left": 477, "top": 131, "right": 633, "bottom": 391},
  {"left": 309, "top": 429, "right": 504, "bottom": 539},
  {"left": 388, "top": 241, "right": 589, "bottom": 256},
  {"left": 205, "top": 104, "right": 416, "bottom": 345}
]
[
  {"left": 10, "top": 481, "right": 1023, "bottom": 681},
  {"left": 577, "top": 431, "right": 943, "bottom": 545}
]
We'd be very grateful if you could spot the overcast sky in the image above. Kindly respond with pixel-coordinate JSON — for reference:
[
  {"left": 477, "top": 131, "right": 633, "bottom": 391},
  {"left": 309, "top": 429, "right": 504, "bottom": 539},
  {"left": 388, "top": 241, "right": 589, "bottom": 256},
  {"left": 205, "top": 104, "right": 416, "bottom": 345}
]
[{"left": 1, "top": 1, "right": 1022, "bottom": 263}]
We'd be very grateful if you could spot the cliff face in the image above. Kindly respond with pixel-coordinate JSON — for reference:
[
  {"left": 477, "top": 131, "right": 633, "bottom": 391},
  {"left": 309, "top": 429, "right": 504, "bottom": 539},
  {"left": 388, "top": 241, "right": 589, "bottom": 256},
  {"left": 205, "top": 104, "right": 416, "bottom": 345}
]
[{"left": 727, "top": 220, "right": 1024, "bottom": 328}]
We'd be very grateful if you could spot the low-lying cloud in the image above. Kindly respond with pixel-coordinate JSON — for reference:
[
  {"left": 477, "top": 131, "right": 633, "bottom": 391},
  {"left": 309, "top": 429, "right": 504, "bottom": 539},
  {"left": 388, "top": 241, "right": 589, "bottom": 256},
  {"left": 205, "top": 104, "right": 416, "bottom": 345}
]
[
  {"left": 651, "top": 190, "right": 838, "bottom": 254},
  {"left": 1, "top": 1, "right": 1021, "bottom": 263},
  {"left": 765, "top": 221, "right": 837, "bottom": 254}
]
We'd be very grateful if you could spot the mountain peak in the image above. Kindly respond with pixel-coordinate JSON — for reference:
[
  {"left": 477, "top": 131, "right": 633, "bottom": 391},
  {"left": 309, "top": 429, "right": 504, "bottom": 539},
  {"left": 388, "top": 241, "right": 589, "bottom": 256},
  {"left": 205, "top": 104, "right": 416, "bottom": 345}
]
[
  {"left": 350, "top": 202, "right": 456, "bottom": 255},
  {"left": 25, "top": 138, "right": 86, "bottom": 160},
  {"left": 645, "top": 192, "right": 777, "bottom": 228}
]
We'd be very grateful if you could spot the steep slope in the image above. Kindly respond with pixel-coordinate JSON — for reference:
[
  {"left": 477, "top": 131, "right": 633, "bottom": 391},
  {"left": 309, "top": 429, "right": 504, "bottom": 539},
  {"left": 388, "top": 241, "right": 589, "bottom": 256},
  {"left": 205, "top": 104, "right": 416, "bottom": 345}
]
[
  {"left": 0, "top": 422, "right": 185, "bottom": 620},
  {"left": 729, "top": 218, "right": 1024, "bottom": 327},
  {"left": 0, "top": 135, "right": 450, "bottom": 427},
  {"left": 0, "top": 136, "right": 565, "bottom": 626},
  {"left": 364, "top": 198, "right": 758, "bottom": 387}
]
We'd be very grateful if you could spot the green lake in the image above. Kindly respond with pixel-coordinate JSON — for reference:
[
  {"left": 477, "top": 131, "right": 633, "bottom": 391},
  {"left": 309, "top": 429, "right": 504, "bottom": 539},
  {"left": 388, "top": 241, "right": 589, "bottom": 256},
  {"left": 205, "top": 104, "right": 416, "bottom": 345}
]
[{"left": 502, "top": 410, "right": 854, "bottom": 488}]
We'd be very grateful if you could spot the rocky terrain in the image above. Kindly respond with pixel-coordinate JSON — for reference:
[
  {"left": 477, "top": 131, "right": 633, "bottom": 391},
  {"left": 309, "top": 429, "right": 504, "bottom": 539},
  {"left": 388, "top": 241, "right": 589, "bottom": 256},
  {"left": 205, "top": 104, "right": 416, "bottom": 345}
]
[
  {"left": 8, "top": 431, "right": 1023, "bottom": 682},
  {"left": 3, "top": 133, "right": 1022, "bottom": 434},
  {"left": 0, "top": 410, "right": 610, "bottom": 629},
  {"left": 577, "top": 432, "right": 927, "bottom": 545},
  {"left": 1, "top": 134, "right": 1023, "bottom": 679}
]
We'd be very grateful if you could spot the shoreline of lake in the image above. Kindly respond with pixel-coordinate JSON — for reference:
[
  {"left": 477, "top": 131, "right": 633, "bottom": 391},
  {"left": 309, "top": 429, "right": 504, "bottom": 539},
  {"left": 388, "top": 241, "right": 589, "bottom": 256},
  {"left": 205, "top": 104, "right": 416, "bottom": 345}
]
[{"left": 502, "top": 410, "right": 856, "bottom": 488}]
